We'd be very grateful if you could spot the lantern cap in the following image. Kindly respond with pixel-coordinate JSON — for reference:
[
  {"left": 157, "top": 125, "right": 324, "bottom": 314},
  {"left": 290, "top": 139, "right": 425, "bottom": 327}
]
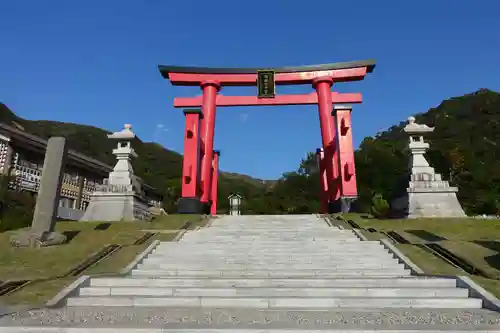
[{"left": 228, "top": 192, "right": 243, "bottom": 200}]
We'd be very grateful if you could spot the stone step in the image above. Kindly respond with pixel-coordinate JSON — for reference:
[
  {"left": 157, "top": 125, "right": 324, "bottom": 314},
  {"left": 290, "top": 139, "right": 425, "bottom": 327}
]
[
  {"left": 210, "top": 221, "right": 326, "bottom": 223},
  {"left": 147, "top": 256, "right": 395, "bottom": 262},
  {"left": 186, "top": 228, "right": 354, "bottom": 233},
  {"left": 198, "top": 222, "right": 331, "bottom": 224},
  {"left": 149, "top": 253, "right": 393, "bottom": 258},
  {"left": 142, "top": 257, "right": 399, "bottom": 264},
  {"left": 3, "top": 307, "right": 500, "bottom": 331},
  {"left": 130, "top": 269, "right": 412, "bottom": 278},
  {"left": 159, "top": 239, "right": 378, "bottom": 244},
  {"left": 155, "top": 245, "right": 385, "bottom": 250},
  {"left": 150, "top": 251, "right": 392, "bottom": 257},
  {"left": 149, "top": 250, "right": 394, "bottom": 257},
  {"left": 137, "top": 265, "right": 406, "bottom": 272},
  {"left": 178, "top": 239, "right": 363, "bottom": 244},
  {"left": 138, "top": 261, "right": 404, "bottom": 270},
  {"left": 187, "top": 229, "right": 350, "bottom": 232},
  {"left": 175, "top": 243, "right": 367, "bottom": 247},
  {"left": 187, "top": 234, "right": 348, "bottom": 237},
  {"left": 145, "top": 256, "right": 397, "bottom": 262},
  {"left": 66, "top": 295, "right": 482, "bottom": 309},
  {"left": 154, "top": 245, "right": 385, "bottom": 251},
  {"left": 137, "top": 264, "right": 408, "bottom": 271},
  {"left": 147, "top": 252, "right": 395, "bottom": 259},
  {"left": 78, "top": 286, "right": 469, "bottom": 298},
  {"left": 208, "top": 224, "right": 331, "bottom": 226},
  {"left": 205, "top": 229, "right": 338, "bottom": 232},
  {"left": 195, "top": 229, "right": 339, "bottom": 232},
  {"left": 186, "top": 228, "right": 353, "bottom": 232},
  {"left": 203, "top": 220, "right": 328, "bottom": 222},
  {"left": 207, "top": 226, "right": 336, "bottom": 228},
  {"left": 170, "top": 239, "right": 371, "bottom": 244},
  {"left": 90, "top": 277, "right": 459, "bottom": 288},
  {"left": 149, "top": 250, "right": 392, "bottom": 257},
  {"left": 209, "top": 224, "right": 331, "bottom": 226},
  {"left": 162, "top": 244, "right": 372, "bottom": 247},
  {"left": 181, "top": 237, "right": 362, "bottom": 242}
]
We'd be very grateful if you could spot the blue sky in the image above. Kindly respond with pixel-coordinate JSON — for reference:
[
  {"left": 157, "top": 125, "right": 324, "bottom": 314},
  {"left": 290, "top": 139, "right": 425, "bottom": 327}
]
[{"left": 1, "top": 0, "right": 499, "bottom": 180}]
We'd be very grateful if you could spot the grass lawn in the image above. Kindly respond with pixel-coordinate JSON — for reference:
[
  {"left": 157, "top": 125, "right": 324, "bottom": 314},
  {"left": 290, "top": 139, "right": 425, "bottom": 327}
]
[
  {"left": 338, "top": 214, "right": 500, "bottom": 297},
  {"left": 0, "top": 214, "right": 205, "bottom": 306}
]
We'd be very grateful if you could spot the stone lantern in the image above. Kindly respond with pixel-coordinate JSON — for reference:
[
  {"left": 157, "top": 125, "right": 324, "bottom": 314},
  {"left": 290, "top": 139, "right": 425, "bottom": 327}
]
[
  {"left": 80, "top": 124, "right": 151, "bottom": 222},
  {"left": 391, "top": 117, "right": 466, "bottom": 218},
  {"left": 228, "top": 193, "right": 242, "bottom": 216}
]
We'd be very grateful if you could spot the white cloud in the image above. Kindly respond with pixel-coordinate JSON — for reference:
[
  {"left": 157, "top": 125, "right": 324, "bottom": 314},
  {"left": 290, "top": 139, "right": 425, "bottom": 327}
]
[
  {"left": 239, "top": 113, "right": 249, "bottom": 123},
  {"left": 152, "top": 123, "right": 169, "bottom": 142},
  {"left": 155, "top": 123, "right": 168, "bottom": 132}
]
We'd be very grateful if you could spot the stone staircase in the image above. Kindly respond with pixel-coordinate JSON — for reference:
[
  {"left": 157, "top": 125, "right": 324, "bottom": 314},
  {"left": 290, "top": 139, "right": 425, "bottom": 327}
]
[{"left": 1, "top": 214, "right": 500, "bottom": 332}]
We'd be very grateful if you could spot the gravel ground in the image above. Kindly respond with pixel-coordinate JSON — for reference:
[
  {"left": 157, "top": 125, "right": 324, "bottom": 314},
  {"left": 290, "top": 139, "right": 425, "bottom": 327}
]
[{"left": 1, "top": 307, "right": 500, "bottom": 330}]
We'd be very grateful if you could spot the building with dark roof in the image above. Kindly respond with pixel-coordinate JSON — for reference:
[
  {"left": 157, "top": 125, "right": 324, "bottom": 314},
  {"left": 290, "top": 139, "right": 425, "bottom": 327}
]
[{"left": 0, "top": 123, "right": 162, "bottom": 220}]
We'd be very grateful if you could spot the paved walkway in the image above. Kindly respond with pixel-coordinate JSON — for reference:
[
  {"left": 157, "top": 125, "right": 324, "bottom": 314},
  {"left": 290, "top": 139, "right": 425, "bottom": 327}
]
[{"left": 1, "top": 214, "right": 500, "bottom": 332}]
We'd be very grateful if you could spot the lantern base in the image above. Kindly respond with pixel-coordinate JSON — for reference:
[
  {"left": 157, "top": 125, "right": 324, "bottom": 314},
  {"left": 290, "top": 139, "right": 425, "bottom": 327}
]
[
  {"left": 340, "top": 196, "right": 357, "bottom": 213},
  {"left": 178, "top": 197, "right": 203, "bottom": 214},
  {"left": 200, "top": 201, "right": 211, "bottom": 215},
  {"left": 328, "top": 200, "right": 342, "bottom": 214}
]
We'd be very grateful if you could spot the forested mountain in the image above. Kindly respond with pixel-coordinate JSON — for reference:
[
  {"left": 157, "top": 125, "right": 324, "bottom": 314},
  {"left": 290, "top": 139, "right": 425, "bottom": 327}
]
[{"left": 2, "top": 88, "right": 499, "bottom": 215}]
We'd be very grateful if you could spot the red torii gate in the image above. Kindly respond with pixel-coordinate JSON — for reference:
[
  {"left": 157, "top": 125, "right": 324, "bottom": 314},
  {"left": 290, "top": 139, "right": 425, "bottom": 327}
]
[{"left": 158, "top": 60, "right": 375, "bottom": 214}]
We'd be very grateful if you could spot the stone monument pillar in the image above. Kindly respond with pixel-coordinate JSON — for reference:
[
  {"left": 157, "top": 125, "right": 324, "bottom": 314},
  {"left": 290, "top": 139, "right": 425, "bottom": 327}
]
[
  {"left": 80, "top": 124, "right": 151, "bottom": 222},
  {"left": 392, "top": 117, "right": 466, "bottom": 218},
  {"left": 10, "top": 137, "right": 68, "bottom": 247}
]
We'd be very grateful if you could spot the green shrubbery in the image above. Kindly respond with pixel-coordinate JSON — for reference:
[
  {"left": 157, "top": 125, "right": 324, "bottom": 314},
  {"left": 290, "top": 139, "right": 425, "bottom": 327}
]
[
  {"left": 0, "top": 176, "right": 36, "bottom": 232},
  {"left": 371, "top": 194, "right": 390, "bottom": 218}
]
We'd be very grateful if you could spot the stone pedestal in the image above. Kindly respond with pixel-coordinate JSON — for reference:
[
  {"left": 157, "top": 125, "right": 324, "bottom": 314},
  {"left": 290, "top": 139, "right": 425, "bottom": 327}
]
[
  {"left": 81, "top": 185, "right": 151, "bottom": 221},
  {"left": 392, "top": 117, "right": 466, "bottom": 218},
  {"left": 340, "top": 196, "right": 357, "bottom": 213},
  {"left": 394, "top": 174, "right": 467, "bottom": 218},
  {"left": 10, "top": 229, "right": 66, "bottom": 248},
  {"left": 80, "top": 124, "right": 151, "bottom": 222},
  {"left": 178, "top": 197, "right": 202, "bottom": 214}
]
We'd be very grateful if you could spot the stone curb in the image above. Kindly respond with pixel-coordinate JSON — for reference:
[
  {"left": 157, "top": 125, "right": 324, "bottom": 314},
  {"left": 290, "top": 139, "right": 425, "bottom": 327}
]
[
  {"left": 206, "top": 217, "right": 216, "bottom": 228},
  {"left": 323, "top": 215, "right": 345, "bottom": 229},
  {"left": 351, "top": 228, "right": 367, "bottom": 241},
  {"left": 173, "top": 230, "right": 187, "bottom": 241},
  {"left": 380, "top": 239, "right": 500, "bottom": 312},
  {"left": 457, "top": 275, "right": 500, "bottom": 312},
  {"left": 413, "top": 273, "right": 500, "bottom": 312},
  {"left": 45, "top": 275, "right": 90, "bottom": 308},
  {"left": 379, "top": 238, "right": 424, "bottom": 275},
  {"left": 46, "top": 239, "right": 163, "bottom": 308},
  {"left": 120, "top": 240, "right": 161, "bottom": 274},
  {"left": 322, "top": 216, "right": 332, "bottom": 227}
]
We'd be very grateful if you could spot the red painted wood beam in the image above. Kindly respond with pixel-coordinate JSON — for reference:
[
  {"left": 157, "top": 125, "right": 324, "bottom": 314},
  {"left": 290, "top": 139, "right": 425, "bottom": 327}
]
[
  {"left": 174, "top": 92, "right": 362, "bottom": 108},
  {"left": 168, "top": 67, "right": 368, "bottom": 86}
]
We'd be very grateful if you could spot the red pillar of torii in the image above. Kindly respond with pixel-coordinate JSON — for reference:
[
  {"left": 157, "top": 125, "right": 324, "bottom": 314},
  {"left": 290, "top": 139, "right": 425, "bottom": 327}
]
[
  {"left": 210, "top": 150, "right": 220, "bottom": 215},
  {"left": 159, "top": 60, "right": 375, "bottom": 214},
  {"left": 180, "top": 109, "right": 203, "bottom": 210},
  {"left": 316, "top": 148, "right": 329, "bottom": 214}
]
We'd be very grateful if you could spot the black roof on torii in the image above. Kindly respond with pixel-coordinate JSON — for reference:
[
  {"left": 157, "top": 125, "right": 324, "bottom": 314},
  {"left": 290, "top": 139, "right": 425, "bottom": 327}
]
[{"left": 159, "top": 59, "right": 376, "bottom": 78}]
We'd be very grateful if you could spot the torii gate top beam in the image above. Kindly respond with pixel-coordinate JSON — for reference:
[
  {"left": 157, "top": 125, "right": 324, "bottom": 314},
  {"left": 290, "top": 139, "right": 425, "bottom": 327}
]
[{"left": 159, "top": 59, "right": 376, "bottom": 86}]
